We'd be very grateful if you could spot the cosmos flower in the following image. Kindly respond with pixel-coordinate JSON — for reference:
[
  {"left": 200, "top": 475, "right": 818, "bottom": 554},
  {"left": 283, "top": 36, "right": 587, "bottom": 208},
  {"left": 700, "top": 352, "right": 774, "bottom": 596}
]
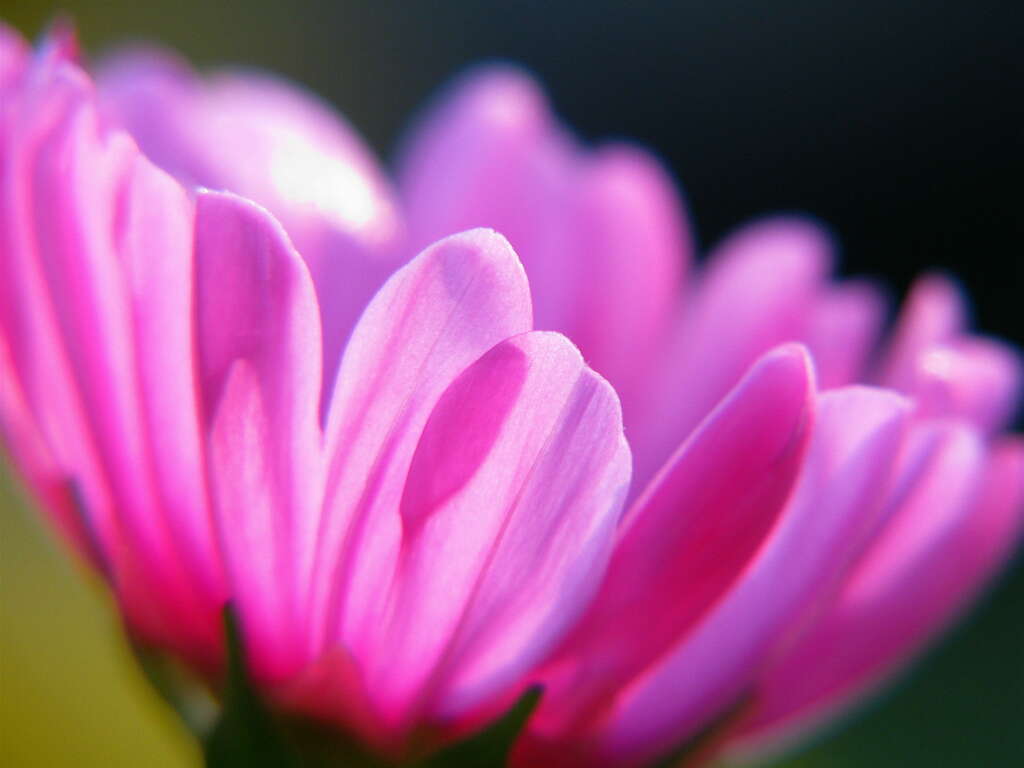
[
  {"left": 0, "top": 25, "right": 633, "bottom": 759},
  {"left": 2, "top": 20, "right": 1022, "bottom": 768},
  {"left": 397, "top": 68, "right": 1024, "bottom": 767}
]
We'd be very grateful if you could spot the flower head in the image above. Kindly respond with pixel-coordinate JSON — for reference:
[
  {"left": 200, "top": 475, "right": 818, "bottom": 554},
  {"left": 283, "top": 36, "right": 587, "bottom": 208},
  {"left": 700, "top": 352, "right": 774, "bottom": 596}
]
[
  {"left": 2, "top": 20, "right": 1021, "bottom": 768},
  {"left": 0, "top": 25, "right": 632, "bottom": 757},
  {"left": 395, "top": 67, "right": 1023, "bottom": 766}
]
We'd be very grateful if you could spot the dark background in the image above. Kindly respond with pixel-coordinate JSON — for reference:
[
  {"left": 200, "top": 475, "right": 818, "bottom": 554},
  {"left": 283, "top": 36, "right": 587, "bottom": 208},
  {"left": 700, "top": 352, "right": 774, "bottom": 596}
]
[{"left": 2, "top": 1, "right": 1022, "bottom": 766}]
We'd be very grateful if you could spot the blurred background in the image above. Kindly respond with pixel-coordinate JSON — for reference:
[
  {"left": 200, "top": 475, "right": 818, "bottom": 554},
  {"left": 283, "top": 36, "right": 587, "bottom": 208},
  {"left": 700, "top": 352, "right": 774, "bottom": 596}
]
[{"left": 1, "top": 1, "right": 1021, "bottom": 766}]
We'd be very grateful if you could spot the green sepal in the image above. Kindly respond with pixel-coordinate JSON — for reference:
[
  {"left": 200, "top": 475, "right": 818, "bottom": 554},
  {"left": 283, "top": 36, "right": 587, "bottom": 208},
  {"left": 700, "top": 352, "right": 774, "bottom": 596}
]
[
  {"left": 203, "top": 606, "right": 300, "bottom": 768},
  {"left": 202, "top": 605, "right": 543, "bottom": 767},
  {"left": 416, "top": 686, "right": 543, "bottom": 767}
]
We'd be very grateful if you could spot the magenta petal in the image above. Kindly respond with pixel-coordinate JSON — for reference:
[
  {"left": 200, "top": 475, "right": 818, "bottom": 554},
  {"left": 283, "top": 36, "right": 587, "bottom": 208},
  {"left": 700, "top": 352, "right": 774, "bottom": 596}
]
[
  {"left": 98, "top": 49, "right": 403, "bottom": 397},
  {"left": 876, "top": 273, "right": 966, "bottom": 390},
  {"left": 909, "top": 337, "right": 1022, "bottom": 432},
  {"left": 194, "top": 191, "right": 325, "bottom": 680},
  {"left": 396, "top": 66, "right": 580, "bottom": 332},
  {"left": 591, "top": 383, "right": 910, "bottom": 767},
  {"left": 804, "top": 280, "right": 887, "bottom": 388},
  {"left": 366, "top": 332, "right": 630, "bottom": 729},
  {"left": 0, "top": 22, "right": 29, "bottom": 90},
  {"left": 520, "top": 345, "right": 815, "bottom": 764},
  {"left": 564, "top": 144, "right": 691, "bottom": 410},
  {"left": 311, "top": 228, "right": 533, "bottom": 659},
  {"left": 5, "top": 58, "right": 224, "bottom": 655},
  {"left": 730, "top": 419, "right": 990, "bottom": 754},
  {"left": 633, "top": 217, "right": 831, "bottom": 488}
]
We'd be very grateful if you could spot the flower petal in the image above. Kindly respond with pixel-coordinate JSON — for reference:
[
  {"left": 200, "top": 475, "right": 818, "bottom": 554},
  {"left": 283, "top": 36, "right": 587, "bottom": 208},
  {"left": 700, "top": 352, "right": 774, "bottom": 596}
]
[
  {"left": 194, "top": 190, "right": 324, "bottom": 680},
  {"left": 876, "top": 273, "right": 966, "bottom": 390},
  {"left": 3, "top": 51, "right": 219, "bottom": 656},
  {"left": 98, "top": 49, "right": 403, "bottom": 398},
  {"left": 0, "top": 22, "right": 29, "bottom": 91},
  {"left": 633, "top": 217, "right": 832, "bottom": 488},
  {"left": 910, "top": 338, "right": 1022, "bottom": 432},
  {"left": 522, "top": 345, "right": 816, "bottom": 764},
  {"left": 592, "top": 382, "right": 911, "bottom": 767},
  {"left": 729, "top": 419, "right": 991, "bottom": 755},
  {"left": 366, "top": 332, "right": 630, "bottom": 730},
  {"left": 564, "top": 144, "right": 690, "bottom": 413},
  {"left": 311, "top": 228, "right": 533, "bottom": 660},
  {"left": 804, "top": 280, "right": 887, "bottom": 389},
  {"left": 397, "top": 66, "right": 577, "bottom": 332}
]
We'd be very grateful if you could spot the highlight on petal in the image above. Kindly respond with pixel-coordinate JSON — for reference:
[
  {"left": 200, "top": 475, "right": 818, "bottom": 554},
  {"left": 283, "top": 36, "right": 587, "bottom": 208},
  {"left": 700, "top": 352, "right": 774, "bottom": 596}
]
[
  {"left": 727, "top": 419, "right": 992, "bottom": 758},
  {"left": 876, "top": 273, "right": 966, "bottom": 390},
  {"left": 367, "top": 331, "right": 630, "bottom": 733},
  {"left": 194, "top": 190, "right": 325, "bottom": 681},
  {"left": 909, "top": 337, "right": 1022, "bottom": 432},
  {"left": 309, "top": 228, "right": 534, "bottom": 663},
  {"left": 97, "top": 47, "right": 403, "bottom": 397}
]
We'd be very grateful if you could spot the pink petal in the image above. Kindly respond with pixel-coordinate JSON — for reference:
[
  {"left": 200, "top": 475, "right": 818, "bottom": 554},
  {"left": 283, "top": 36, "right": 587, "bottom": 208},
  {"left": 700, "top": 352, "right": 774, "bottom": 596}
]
[
  {"left": 909, "top": 337, "right": 1022, "bottom": 432},
  {"left": 365, "top": 332, "right": 630, "bottom": 731},
  {"left": 0, "top": 332, "right": 97, "bottom": 564},
  {"left": 804, "top": 280, "right": 887, "bottom": 389},
  {"left": 195, "top": 191, "right": 324, "bottom": 681},
  {"left": 876, "top": 273, "right": 966, "bottom": 390},
  {"left": 311, "top": 229, "right": 533, "bottom": 661},
  {"left": 521, "top": 344, "right": 816, "bottom": 765},
  {"left": 3, "top": 52, "right": 216, "bottom": 655},
  {"left": 396, "top": 66, "right": 579, "bottom": 333},
  {"left": 564, "top": 144, "right": 691, "bottom": 414},
  {"left": 98, "top": 49, "right": 403, "bottom": 398},
  {"left": 730, "top": 419, "right": 992, "bottom": 756},
  {"left": 0, "top": 22, "right": 29, "bottom": 90},
  {"left": 633, "top": 217, "right": 832, "bottom": 490},
  {"left": 592, "top": 383, "right": 911, "bottom": 767}
]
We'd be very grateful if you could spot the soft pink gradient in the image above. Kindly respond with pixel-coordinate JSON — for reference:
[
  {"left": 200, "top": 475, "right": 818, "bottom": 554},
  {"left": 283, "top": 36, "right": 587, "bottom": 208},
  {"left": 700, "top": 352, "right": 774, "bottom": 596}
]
[
  {"left": 2, "top": 24, "right": 1022, "bottom": 767},
  {"left": 397, "top": 67, "right": 1022, "bottom": 766},
  {"left": 0, "top": 28, "right": 632, "bottom": 756}
]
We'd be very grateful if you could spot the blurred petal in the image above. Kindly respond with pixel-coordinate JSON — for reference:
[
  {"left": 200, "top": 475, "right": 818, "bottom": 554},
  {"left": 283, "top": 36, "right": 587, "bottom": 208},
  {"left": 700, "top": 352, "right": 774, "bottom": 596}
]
[
  {"left": 195, "top": 191, "right": 324, "bottom": 680},
  {"left": 910, "top": 338, "right": 1022, "bottom": 431},
  {"left": 397, "top": 65, "right": 578, "bottom": 332},
  {"left": 594, "top": 384, "right": 911, "bottom": 766},
  {"left": 0, "top": 22, "right": 29, "bottom": 90},
  {"left": 876, "top": 273, "right": 966, "bottom": 390},
  {"left": 634, "top": 217, "right": 831, "bottom": 488},
  {"left": 565, "top": 144, "right": 690, "bottom": 409},
  {"left": 311, "top": 229, "right": 533, "bottom": 659},
  {"left": 731, "top": 420, "right": 991, "bottom": 754},
  {"left": 369, "top": 332, "right": 630, "bottom": 729},
  {"left": 804, "top": 280, "right": 887, "bottom": 388},
  {"left": 98, "top": 49, "right": 403, "bottom": 397}
]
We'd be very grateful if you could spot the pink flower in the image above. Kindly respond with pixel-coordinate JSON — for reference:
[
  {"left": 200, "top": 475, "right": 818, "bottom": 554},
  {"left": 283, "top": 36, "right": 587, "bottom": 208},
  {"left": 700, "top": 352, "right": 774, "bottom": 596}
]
[
  {"left": 394, "top": 68, "right": 1024, "bottom": 766},
  {"left": 0, "top": 25, "right": 633, "bottom": 756},
  {"left": 3, "top": 21, "right": 1022, "bottom": 767}
]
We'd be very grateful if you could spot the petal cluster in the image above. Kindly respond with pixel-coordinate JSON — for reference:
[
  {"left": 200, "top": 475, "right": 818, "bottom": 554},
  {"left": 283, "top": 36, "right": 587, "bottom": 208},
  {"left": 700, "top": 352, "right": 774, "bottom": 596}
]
[
  {"left": 395, "top": 66, "right": 1022, "bottom": 766},
  {"left": 2, "top": 22, "right": 1021, "bottom": 767},
  {"left": 0, "top": 26, "right": 631, "bottom": 755}
]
